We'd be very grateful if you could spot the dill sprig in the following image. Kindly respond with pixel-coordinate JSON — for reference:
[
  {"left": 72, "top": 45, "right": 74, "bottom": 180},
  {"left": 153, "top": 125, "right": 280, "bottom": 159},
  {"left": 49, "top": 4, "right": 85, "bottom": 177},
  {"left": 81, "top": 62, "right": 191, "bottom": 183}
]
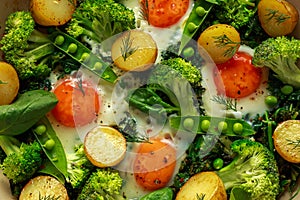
[
  {"left": 139, "top": 0, "right": 149, "bottom": 23},
  {"left": 213, "top": 34, "right": 240, "bottom": 58},
  {"left": 211, "top": 95, "right": 237, "bottom": 111},
  {"left": 266, "top": 9, "right": 291, "bottom": 24},
  {"left": 286, "top": 138, "right": 300, "bottom": 150},
  {"left": 121, "top": 31, "right": 138, "bottom": 61},
  {"left": 39, "top": 192, "right": 61, "bottom": 200},
  {"left": 196, "top": 193, "right": 206, "bottom": 200},
  {"left": 75, "top": 77, "right": 85, "bottom": 96}
]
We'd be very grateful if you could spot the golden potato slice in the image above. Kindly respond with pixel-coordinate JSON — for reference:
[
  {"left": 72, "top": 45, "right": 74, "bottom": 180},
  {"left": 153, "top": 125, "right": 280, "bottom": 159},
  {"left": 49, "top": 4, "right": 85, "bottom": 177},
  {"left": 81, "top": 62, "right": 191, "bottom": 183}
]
[
  {"left": 19, "top": 176, "right": 69, "bottom": 200},
  {"left": 176, "top": 171, "right": 227, "bottom": 200},
  {"left": 30, "top": 0, "right": 76, "bottom": 26},
  {"left": 258, "top": 0, "right": 299, "bottom": 37},
  {"left": 0, "top": 61, "right": 19, "bottom": 105},
  {"left": 111, "top": 29, "right": 158, "bottom": 71},
  {"left": 273, "top": 120, "right": 300, "bottom": 163},
  {"left": 197, "top": 24, "right": 240, "bottom": 64},
  {"left": 84, "top": 126, "right": 127, "bottom": 168}
]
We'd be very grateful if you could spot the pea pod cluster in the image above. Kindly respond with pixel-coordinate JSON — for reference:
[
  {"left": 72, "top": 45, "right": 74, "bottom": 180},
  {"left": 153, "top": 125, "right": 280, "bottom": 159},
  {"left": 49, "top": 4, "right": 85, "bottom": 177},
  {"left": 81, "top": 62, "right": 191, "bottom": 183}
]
[
  {"left": 169, "top": 115, "right": 255, "bottom": 136},
  {"left": 49, "top": 29, "right": 118, "bottom": 83},
  {"left": 179, "top": 0, "right": 214, "bottom": 53},
  {"left": 33, "top": 116, "right": 68, "bottom": 178}
]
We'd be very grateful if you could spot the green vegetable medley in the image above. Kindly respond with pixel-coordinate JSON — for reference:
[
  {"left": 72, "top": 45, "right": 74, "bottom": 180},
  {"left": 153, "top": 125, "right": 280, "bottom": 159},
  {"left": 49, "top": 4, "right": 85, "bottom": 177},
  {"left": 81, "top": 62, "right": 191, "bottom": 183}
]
[{"left": 0, "top": 0, "right": 299, "bottom": 200}]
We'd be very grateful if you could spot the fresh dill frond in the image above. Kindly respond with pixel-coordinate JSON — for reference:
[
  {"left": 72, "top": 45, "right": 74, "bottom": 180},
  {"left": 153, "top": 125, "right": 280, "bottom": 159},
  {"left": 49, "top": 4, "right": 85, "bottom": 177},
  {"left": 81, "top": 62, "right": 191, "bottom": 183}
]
[
  {"left": 213, "top": 34, "right": 240, "bottom": 58},
  {"left": 211, "top": 95, "right": 237, "bottom": 111},
  {"left": 121, "top": 31, "right": 138, "bottom": 61},
  {"left": 39, "top": 192, "right": 61, "bottom": 200},
  {"left": 286, "top": 138, "right": 300, "bottom": 150},
  {"left": 266, "top": 9, "right": 291, "bottom": 24},
  {"left": 139, "top": 0, "right": 149, "bottom": 23},
  {"left": 196, "top": 193, "right": 206, "bottom": 200}
]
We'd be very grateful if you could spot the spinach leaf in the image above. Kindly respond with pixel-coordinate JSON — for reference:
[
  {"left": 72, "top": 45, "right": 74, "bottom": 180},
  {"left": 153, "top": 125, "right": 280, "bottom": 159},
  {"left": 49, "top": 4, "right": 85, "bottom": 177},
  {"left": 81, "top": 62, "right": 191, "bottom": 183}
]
[{"left": 0, "top": 90, "right": 58, "bottom": 136}]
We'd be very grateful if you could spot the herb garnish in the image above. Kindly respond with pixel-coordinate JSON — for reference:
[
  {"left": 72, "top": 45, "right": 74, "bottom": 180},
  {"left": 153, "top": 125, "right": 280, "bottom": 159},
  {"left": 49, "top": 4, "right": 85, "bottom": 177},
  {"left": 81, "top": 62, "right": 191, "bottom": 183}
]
[
  {"left": 139, "top": 0, "right": 149, "bottom": 23},
  {"left": 75, "top": 77, "right": 85, "bottom": 96},
  {"left": 39, "top": 192, "right": 61, "bottom": 200},
  {"left": 196, "top": 193, "right": 206, "bottom": 200},
  {"left": 121, "top": 31, "right": 138, "bottom": 61},
  {"left": 211, "top": 95, "right": 237, "bottom": 111},
  {"left": 265, "top": 9, "right": 291, "bottom": 24},
  {"left": 286, "top": 139, "right": 300, "bottom": 150},
  {"left": 213, "top": 34, "right": 240, "bottom": 57}
]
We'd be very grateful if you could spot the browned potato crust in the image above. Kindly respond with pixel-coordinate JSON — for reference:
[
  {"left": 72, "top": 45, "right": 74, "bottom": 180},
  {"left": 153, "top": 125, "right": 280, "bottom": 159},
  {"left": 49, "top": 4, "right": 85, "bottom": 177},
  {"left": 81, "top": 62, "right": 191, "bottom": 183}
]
[
  {"left": 30, "top": 0, "right": 76, "bottom": 26},
  {"left": 0, "top": 61, "right": 19, "bottom": 105},
  {"left": 197, "top": 24, "right": 240, "bottom": 64},
  {"left": 19, "top": 175, "right": 69, "bottom": 200},
  {"left": 273, "top": 120, "right": 300, "bottom": 163},
  {"left": 258, "top": 0, "right": 299, "bottom": 37},
  {"left": 111, "top": 29, "right": 158, "bottom": 71},
  {"left": 175, "top": 171, "right": 227, "bottom": 200}
]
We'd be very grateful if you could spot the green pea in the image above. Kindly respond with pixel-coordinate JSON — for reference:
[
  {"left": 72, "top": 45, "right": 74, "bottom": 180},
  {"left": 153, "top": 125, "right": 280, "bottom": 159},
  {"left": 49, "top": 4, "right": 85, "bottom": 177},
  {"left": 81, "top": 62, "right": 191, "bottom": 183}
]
[
  {"left": 218, "top": 121, "right": 228, "bottom": 133},
  {"left": 187, "top": 22, "right": 198, "bottom": 33},
  {"left": 54, "top": 35, "right": 65, "bottom": 46},
  {"left": 43, "top": 139, "right": 56, "bottom": 150},
  {"left": 213, "top": 158, "right": 224, "bottom": 170},
  {"left": 182, "top": 47, "right": 195, "bottom": 58},
  {"left": 80, "top": 52, "right": 90, "bottom": 62},
  {"left": 195, "top": 6, "right": 207, "bottom": 17},
  {"left": 94, "top": 62, "right": 103, "bottom": 71},
  {"left": 233, "top": 122, "right": 243, "bottom": 134},
  {"left": 280, "top": 85, "right": 293, "bottom": 95},
  {"left": 34, "top": 124, "right": 47, "bottom": 135},
  {"left": 265, "top": 95, "right": 278, "bottom": 107},
  {"left": 201, "top": 119, "right": 210, "bottom": 132},
  {"left": 183, "top": 117, "right": 195, "bottom": 131},
  {"left": 67, "top": 43, "right": 78, "bottom": 54}
]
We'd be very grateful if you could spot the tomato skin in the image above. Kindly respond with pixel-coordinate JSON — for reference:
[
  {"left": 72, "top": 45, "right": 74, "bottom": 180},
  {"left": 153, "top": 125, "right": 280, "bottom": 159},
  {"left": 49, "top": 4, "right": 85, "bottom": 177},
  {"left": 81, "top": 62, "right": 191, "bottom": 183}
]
[
  {"left": 51, "top": 78, "right": 100, "bottom": 127},
  {"left": 213, "top": 52, "right": 262, "bottom": 98},
  {"left": 133, "top": 139, "right": 176, "bottom": 191},
  {"left": 140, "top": 0, "right": 190, "bottom": 28}
]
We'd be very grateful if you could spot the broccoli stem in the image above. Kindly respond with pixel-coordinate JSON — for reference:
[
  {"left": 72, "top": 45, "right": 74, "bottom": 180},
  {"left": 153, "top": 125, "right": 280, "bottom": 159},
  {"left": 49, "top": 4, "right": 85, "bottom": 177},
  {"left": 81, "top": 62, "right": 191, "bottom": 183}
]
[{"left": 0, "top": 135, "right": 21, "bottom": 156}]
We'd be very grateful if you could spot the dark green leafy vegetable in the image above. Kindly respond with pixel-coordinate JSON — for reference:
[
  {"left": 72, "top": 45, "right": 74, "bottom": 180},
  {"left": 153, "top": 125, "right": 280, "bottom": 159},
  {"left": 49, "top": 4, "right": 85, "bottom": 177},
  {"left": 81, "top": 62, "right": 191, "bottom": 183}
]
[
  {"left": 0, "top": 90, "right": 58, "bottom": 136},
  {"left": 140, "top": 187, "right": 173, "bottom": 200}
]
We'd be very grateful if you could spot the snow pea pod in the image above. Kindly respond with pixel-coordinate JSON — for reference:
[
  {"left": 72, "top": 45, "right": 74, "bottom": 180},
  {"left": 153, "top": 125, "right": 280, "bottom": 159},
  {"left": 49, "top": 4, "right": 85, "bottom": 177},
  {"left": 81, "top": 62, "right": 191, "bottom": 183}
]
[
  {"left": 33, "top": 116, "right": 68, "bottom": 178},
  {"left": 49, "top": 30, "right": 118, "bottom": 83},
  {"left": 169, "top": 115, "right": 255, "bottom": 136},
  {"left": 179, "top": 0, "right": 214, "bottom": 53}
]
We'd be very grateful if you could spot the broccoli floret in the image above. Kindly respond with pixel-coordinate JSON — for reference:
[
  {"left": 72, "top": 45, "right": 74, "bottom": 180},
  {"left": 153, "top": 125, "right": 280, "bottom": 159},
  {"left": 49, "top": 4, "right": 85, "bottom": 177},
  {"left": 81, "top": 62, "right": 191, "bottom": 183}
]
[
  {"left": 66, "top": 0, "right": 136, "bottom": 44},
  {"left": 216, "top": 139, "right": 281, "bottom": 200},
  {"left": 0, "top": 135, "right": 42, "bottom": 184},
  {"left": 66, "top": 143, "right": 95, "bottom": 189},
  {"left": 158, "top": 57, "right": 202, "bottom": 88},
  {"left": 252, "top": 36, "right": 300, "bottom": 88},
  {"left": 213, "top": 0, "right": 257, "bottom": 30},
  {"left": 77, "top": 168, "right": 124, "bottom": 200},
  {"left": 0, "top": 11, "right": 55, "bottom": 82}
]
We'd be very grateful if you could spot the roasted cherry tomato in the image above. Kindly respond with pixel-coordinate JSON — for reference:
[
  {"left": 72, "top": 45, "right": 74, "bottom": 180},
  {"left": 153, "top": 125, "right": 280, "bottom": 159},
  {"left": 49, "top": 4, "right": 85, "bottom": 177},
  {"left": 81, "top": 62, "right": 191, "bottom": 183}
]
[
  {"left": 134, "top": 139, "right": 176, "bottom": 191},
  {"left": 51, "top": 77, "right": 100, "bottom": 127},
  {"left": 140, "top": 0, "right": 190, "bottom": 28},
  {"left": 213, "top": 52, "right": 262, "bottom": 99}
]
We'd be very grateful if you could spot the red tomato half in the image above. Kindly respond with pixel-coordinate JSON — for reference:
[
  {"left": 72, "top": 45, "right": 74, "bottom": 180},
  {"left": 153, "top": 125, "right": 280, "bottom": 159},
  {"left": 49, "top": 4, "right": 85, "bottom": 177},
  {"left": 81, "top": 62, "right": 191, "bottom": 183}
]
[
  {"left": 140, "top": 0, "right": 190, "bottom": 28},
  {"left": 213, "top": 52, "right": 262, "bottom": 99},
  {"left": 52, "top": 78, "right": 100, "bottom": 127},
  {"left": 133, "top": 139, "right": 176, "bottom": 191}
]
